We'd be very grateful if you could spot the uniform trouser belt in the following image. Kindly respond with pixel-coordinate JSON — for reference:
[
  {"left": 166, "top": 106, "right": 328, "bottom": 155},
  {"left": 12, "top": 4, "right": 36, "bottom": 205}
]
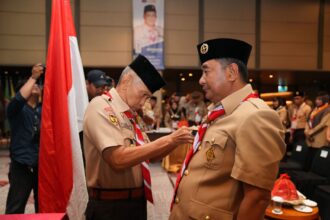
[{"left": 88, "top": 187, "right": 145, "bottom": 201}]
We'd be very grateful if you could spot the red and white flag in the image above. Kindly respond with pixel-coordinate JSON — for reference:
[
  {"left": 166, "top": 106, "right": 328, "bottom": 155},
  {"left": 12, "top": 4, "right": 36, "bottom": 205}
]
[{"left": 39, "top": 0, "right": 88, "bottom": 219}]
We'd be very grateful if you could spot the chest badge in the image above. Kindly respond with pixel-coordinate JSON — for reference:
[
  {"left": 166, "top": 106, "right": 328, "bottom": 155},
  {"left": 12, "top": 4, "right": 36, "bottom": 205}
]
[
  {"left": 206, "top": 147, "right": 215, "bottom": 162},
  {"left": 109, "top": 115, "right": 119, "bottom": 126}
]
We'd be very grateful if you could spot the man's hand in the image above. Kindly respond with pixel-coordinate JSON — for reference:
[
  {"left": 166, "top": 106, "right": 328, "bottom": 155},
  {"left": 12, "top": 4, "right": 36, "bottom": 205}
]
[
  {"left": 31, "top": 63, "right": 45, "bottom": 80},
  {"left": 167, "top": 126, "right": 194, "bottom": 147}
]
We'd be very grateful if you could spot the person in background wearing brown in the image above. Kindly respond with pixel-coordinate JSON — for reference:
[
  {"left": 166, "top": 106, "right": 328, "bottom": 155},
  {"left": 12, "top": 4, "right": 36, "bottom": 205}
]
[
  {"left": 170, "top": 38, "right": 285, "bottom": 220},
  {"left": 272, "top": 97, "right": 289, "bottom": 128},
  {"left": 164, "top": 100, "right": 185, "bottom": 130},
  {"left": 326, "top": 119, "right": 330, "bottom": 144},
  {"left": 304, "top": 91, "right": 330, "bottom": 167},
  {"left": 288, "top": 91, "right": 312, "bottom": 144},
  {"left": 83, "top": 55, "right": 194, "bottom": 220},
  {"left": 178, "top": 92, "right": 191, "bottom": 113},
  {"left": 142, "top": 96, "right": 162, "bottom": 130},
  {"left": 185, "top": 91, "right": 207, "bottom": 126}
]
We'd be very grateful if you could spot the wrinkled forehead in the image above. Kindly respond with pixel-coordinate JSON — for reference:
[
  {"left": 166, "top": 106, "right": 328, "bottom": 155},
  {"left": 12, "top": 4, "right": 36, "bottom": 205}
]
[
  {"left": 201, "top": 59, "right": 221, "bottom": 70},
  {"left": 135, "top": 79, "right": 152, "bottom": 96}
]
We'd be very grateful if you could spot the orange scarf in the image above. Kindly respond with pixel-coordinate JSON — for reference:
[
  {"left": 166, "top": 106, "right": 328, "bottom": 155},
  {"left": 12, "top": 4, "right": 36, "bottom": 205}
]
[{"left": 310, "top": 103, "right": 329, "bottom": 122}]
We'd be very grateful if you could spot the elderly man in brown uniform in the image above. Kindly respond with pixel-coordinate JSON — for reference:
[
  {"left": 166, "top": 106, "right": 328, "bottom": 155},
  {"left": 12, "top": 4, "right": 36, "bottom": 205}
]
[
  {"left": 83, "top": 54, "right": 193, "bottom": 220},
  {"left": 169, "top": 38, "right": 286, "bottom": 220}
]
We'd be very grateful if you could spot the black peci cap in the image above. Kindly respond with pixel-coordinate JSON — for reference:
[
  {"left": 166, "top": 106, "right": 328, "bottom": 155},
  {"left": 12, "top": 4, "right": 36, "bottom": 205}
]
[
  {"left": 144, "top": 4, "right": 156, "bottom": 13},
  {"left": 197, "top": 38, "right": 252, "bottom": 65},
  {"left": 129, "top": 55, "right": 166, "bottom": 93}
]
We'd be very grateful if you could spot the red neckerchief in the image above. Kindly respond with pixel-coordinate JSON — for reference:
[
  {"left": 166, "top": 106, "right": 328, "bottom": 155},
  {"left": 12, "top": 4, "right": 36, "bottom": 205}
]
[{"left": 104, "top": 91, "right": 154, "bottom": 203}]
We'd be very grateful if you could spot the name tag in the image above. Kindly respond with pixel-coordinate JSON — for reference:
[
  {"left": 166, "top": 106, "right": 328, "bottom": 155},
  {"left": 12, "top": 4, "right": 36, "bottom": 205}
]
[
  {"left": 296, "top": 145, "right": 302, "bottom": 152},
  {"left": 320, "top": 150, "right": 328, "bottom": 158}
]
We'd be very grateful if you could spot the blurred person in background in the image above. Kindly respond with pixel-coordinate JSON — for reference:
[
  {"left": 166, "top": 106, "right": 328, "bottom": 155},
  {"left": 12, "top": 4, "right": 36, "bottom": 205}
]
[
  {"left": 142, "top": 96, "right": 162, "bottom": 130},
  {"left": 288, "top": 91, "right": 312, "bottom": 144},
  {"left": 185, "top": 91, "right": 207, "bottom": 126},
  {"left": 304, "top": 91, "right": 330, "bottom": 167},
  {"left": 164, "top": 100, "right": 185, "bottom": 130},
  {"left": 86, "top": 69, "right": 108, "bottom": 101},
  {"left": 272, "top": 97, "right": 289, "bottom": 128},
  {"left": 5, "top": 64, "right": 44, "bottom": 214},
  {"left": 105, "top": 75, "right": 115, "bottom": 92}
]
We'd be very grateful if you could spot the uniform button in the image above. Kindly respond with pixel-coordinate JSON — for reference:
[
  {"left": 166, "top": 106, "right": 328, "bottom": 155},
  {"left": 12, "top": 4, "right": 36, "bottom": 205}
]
[
  {"left": 198, "top": 146, "right": 202, "bottom": 151},
  {"left": 184, "top": 170, "right": 189, "bottom": 176},
  {"left": 205, "top": 215, "right": 210, "bottom": 220},
  {"left": 175, "top": 197, "right": 180, "bottom": 203}
]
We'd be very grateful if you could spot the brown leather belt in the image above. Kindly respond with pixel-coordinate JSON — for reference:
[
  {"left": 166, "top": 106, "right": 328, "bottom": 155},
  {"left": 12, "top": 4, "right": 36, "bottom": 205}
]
[{"left": 88, "top": 187, "right": 145, "bottom": 201}]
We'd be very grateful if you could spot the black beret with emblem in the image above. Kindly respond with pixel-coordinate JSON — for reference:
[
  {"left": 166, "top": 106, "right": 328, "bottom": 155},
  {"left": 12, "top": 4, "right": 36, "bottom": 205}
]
[
  {"left": 293, "top": 90, "right": 305, "bottom": 97},
  {"left": 197, "top": 38, "right": 252, "bottom": 65},
  {"left": 129, "top": 54, "right": 166, "bottom": 93},
  {"left": 144, "top": 4, "right": 156, "bottom": 13}
]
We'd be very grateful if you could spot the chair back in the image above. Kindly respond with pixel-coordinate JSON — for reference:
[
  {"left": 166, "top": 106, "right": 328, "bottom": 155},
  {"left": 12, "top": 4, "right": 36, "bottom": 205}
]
[
  {"left": 310, "top": 147, "right": 330, "bottom": 177},
  {"left": 290, "top": 142, "right": 309, "bottom": 167}
]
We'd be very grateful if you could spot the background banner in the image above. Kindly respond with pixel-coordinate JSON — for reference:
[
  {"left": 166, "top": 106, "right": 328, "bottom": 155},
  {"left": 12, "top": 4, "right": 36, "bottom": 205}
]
[{"left": 133, "top": 0, "right": 164, "bottom": 70}]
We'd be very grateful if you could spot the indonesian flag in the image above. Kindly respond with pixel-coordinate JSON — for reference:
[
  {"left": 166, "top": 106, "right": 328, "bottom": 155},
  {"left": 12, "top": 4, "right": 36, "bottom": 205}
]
[{"left": 38, "top": 0, "right": 88, "bottom": 219}]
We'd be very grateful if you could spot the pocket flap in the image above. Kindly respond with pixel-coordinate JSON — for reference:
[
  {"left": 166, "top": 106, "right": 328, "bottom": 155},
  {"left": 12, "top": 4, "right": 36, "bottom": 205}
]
[
  {"left": 188, "top": 199, "right": 233, "bottom": 220},
  {"left": 204, "top": 131, "right": 228, "bottom": 150}
]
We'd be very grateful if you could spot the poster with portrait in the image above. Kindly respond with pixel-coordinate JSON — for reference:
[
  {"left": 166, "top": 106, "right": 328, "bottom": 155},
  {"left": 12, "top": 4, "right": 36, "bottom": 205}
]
[{"left": 133, "top": 0, "right": 164, "bottom": 70}]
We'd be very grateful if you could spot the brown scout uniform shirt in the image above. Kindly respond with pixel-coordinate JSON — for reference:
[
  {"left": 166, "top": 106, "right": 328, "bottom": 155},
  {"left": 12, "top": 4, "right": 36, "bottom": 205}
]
[
  {"left": 170, "top": 85, "right": 286, "bottom": 220},
  {"left": 288, "top": 103, "right": 312, "bottom": 130},
  {"left": 83, "top": 88, "right": 143, "bottom": 189},
  {"left": 305, "top": 108, "right": 330, "bottom": 148}
]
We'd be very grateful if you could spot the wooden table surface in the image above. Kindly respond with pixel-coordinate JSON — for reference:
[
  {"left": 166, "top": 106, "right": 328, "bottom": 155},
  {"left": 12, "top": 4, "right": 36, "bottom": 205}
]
[{"left": 265, "top": 205, "right": 319, "bottom": 220}]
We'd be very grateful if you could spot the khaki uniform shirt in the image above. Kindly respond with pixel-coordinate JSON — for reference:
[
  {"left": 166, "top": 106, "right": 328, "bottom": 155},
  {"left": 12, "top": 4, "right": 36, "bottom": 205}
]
[
  {"left": 276, "top": 106, "right": 289, "bottom": 128},
  {"left": 170, "top": 85, "right": 286, "bottom": 220},
  {"left": 83, "top": 88, "right": 143, "bottom": 189},
  {"left": 288, "top": 103, "right": 312, "bottom": 130},
  {"left": 305, "top": 109, "right": 330, "bottom": 148}
]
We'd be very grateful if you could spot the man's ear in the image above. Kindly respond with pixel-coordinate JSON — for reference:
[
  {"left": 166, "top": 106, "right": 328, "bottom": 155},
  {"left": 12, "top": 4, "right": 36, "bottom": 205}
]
[{"left": 226, "top": 63, "right": 239, "bottom": 82}]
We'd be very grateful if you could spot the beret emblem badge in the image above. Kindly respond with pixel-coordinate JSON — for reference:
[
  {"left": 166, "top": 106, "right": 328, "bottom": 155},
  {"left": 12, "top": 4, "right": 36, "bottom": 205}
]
[{"left": 200, "top": 43, "right": 209, "bottom": 54}]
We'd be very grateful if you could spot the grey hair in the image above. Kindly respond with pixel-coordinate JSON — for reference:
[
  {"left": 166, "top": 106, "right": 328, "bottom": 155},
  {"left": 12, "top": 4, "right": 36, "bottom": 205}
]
[
  {"left": 217, "top": 58, "right": 249, "bottom": 83},
  {"left": 118, "top": 66, "right": 144, "bottom": 86}
]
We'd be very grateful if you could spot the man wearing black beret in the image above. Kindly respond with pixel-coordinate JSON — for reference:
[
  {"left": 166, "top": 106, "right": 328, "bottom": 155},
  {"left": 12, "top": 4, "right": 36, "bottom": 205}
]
[
  {"left": 83, "top": 54, "right": 193, "bottom": 220},
  {"left": 170, "top": 38, "right": 286, "bottom": 220}
]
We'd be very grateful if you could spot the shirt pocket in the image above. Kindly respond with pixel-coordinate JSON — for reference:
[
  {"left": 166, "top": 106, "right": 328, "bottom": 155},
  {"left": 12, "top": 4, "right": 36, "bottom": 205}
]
[
  {"left": 188, "top": 198, "right": 233, "bottom": 220},
  {"left": 202, "top": 131, "right": 228, "bottom": 170}
]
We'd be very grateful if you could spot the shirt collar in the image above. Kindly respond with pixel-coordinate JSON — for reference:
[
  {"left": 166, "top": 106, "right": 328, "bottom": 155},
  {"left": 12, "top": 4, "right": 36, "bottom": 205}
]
[
  {"left": 104, "top": 88, "right": 130, "bottom": 113},
  {"left": 208, "top": 84, "right": 254, "bottom": 115}
]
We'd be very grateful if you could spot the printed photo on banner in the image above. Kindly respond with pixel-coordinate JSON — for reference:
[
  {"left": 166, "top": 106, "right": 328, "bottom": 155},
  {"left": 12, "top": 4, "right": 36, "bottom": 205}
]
[{"left": 133, "top": 0, "right": 164, "bottom": 70}]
